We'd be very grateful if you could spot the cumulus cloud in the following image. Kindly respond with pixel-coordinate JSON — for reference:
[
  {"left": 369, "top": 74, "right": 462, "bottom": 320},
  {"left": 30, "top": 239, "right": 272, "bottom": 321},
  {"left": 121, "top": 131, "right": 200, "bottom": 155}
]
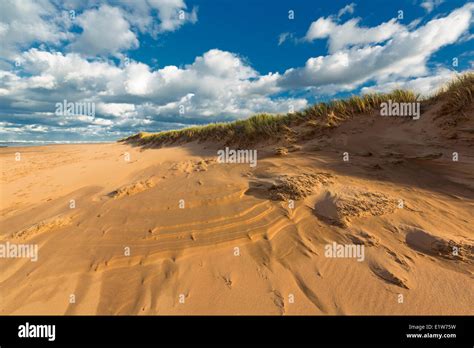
[
  {"left": 0, "top": 0, "right": 198, "bottom": 59},
  {"left": 149, "top": 0, "right": 198, "bottom": 33},
  {"left": 68, "top": 5, "right": 139, "bottom": 56},
  {"left": 283, "top": 3, "right": 474, "bottom": 92},
  {"left": 0, "top": 47, "right": 307, "bottom": 140},
  {"left": 305, "top": 17, "right": 404, "bottom": 53},
  {"left": 113, "top": 0, "right": 198, "bottom": 36},
  {"left": 0, "top": 0, "right": 71, "bottom": 59}
]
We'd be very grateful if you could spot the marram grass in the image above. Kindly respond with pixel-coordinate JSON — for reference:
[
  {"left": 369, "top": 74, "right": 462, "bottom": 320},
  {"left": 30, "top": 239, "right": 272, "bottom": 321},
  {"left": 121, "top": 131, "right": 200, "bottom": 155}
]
[
  {"left": 121, "top": 72, "right": 472, "bottom": 147},
  {"left": 435, "top": 72, "right": 474, "bottom": 114}
]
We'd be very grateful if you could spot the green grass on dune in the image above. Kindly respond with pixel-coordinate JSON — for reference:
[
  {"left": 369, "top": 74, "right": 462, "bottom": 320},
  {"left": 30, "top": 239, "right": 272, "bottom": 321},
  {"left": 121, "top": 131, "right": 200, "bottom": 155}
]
[
  {"left": 435, "top": 72, "right": 474, "bottom": 114},
  {"left": 121, "top": 113, "right": 294, "bottom": 146},
  {"left": 121, "top": 72, "right": 473, "bottom": 147}
]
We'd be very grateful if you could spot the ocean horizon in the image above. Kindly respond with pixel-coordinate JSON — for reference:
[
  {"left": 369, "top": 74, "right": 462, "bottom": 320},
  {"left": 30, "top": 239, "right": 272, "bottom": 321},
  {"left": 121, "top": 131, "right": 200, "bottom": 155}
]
[{"left": 0, "top": 140, "right": 112, "bottom": 147}]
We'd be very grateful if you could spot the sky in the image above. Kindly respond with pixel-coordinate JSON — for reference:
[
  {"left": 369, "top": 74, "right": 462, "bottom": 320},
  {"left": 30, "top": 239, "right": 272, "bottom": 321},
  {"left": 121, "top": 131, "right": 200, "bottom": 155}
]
[{"left": 0, "top": 0, "right": 473, "bottom": 142}]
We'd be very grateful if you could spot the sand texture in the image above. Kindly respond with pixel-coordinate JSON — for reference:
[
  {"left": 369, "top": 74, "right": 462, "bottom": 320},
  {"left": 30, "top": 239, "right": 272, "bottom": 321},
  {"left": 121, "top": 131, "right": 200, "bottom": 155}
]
[{"left": 1, "top": 102, "right": 473, "bottom": 315}]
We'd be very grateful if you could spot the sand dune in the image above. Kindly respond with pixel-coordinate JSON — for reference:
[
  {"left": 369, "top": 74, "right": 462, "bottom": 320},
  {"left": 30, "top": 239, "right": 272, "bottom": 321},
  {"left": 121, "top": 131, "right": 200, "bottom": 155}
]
[{"left": 1, "top": 96, "right": 473, "bottom": 315}]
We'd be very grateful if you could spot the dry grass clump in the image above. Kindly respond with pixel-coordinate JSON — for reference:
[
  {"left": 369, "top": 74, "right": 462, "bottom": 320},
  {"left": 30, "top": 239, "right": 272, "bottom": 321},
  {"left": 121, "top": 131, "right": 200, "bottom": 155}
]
[
  {"left": 301, "top": 89, "right": 418, "bottom": 123},
  {"left": 434, "top": 72, "right": 474, "bottom": 114}
]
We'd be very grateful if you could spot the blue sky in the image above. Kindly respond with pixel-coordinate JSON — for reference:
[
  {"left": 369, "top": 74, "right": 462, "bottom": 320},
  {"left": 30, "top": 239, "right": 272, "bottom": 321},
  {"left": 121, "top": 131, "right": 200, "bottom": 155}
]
[
  {"left": 0, "top": 0, "right": 473, "bottom": 142},
  {"left": 134, "top": 0, "right": 470, "bottom": 73}
]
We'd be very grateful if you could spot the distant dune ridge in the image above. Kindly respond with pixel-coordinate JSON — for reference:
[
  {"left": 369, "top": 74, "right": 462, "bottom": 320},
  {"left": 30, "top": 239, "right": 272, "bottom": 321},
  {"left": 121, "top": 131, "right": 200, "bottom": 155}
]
[{"left": 0, "top": 73, "right": 473, "bottom": 315}]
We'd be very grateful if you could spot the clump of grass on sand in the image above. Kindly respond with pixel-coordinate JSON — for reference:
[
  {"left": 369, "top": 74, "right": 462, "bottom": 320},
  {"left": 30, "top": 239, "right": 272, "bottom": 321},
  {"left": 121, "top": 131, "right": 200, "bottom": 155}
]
[
  {"left": 301, "top": 89, "right": 418, "bottom": 120},
  {"left": 434, "top": 72, "right": 474, "bottom": 114},
  {"left": 121, "top": 73, "right": 472, "bottom": 147},
  {"left": 121, "top": 113, "right": 293, "bottom": 146}
]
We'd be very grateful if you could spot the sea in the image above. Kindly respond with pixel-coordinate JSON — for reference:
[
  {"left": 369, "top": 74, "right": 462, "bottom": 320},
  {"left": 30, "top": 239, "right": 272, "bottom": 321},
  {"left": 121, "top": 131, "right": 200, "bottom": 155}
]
[{"left": 0, "top": 140, "right": 111, "bottom": 147}]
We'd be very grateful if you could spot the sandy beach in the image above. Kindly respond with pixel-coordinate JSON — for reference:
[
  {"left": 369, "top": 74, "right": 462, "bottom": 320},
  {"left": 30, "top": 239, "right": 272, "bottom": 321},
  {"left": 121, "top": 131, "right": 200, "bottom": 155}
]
[{"left": 1, "top": 95, "right": 473, "bottom": 315}]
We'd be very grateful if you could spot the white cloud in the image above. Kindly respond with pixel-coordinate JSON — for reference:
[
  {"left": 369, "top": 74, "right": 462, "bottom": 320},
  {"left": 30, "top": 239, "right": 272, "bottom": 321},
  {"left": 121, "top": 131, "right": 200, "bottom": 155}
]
[
  {"left": 123, "top": 63, "right": 155, "bottom": 95},
  {"left": 118, "top": 0, "right": 198, "bottom": 36},
  {"left": 68, "top": 5, "right": 139, "bottom": 56},
  {"left": 338, "top": 3, "right": 356, "bottom": 18},
  {"left": 0, "top": 0, "right": 70, "bottom": 59},
  {"left": 0, "top": 48, "right": 307, "bottom": 135},
  {"left": 0, "top": 0, "right": 198, "bottom": 60},
  {"left": 283, "top": 3, "right": 474, "bottom": 93},
  {"left": 21, "top": 48, "right": 122, "bottom": 90},
  {"left": 149, "top": 0, "right": 198, "bottom": 33},
  {"left": 421, "top": 0, "right": 444, "bottom": 13},
  {"left": 191, "top": 49, "right": 256, "bottom": 79},
  {"left": 97, "top": 103, "right": 136, "bottom": 117},
  {"left": 278, "top": 32, "right": 295, "bottom": 46},
  {"left": 361, "top": 68, "right": 458, "bottom": 96},
  {"left": 305, "top": 17, "right": 404, "bottom": 53},
  {"left": 28, "top": 74, "right": 57, "bottom": 89}
]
